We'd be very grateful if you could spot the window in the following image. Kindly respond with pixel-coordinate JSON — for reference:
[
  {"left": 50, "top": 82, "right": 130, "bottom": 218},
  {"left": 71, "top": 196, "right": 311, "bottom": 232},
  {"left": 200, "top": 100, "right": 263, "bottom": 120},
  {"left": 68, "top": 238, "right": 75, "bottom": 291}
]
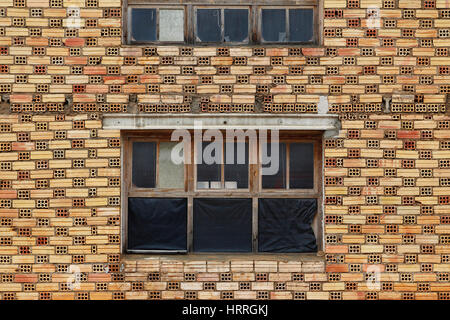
[
  {"left": 260, "top": 8, "right": 314, "bottom": 43},
  {"left": 124, "top": 131, "right": 322, "bottom": 253},
  {"left": 125, "top": 1, "right": 318, "bottom": 44}
]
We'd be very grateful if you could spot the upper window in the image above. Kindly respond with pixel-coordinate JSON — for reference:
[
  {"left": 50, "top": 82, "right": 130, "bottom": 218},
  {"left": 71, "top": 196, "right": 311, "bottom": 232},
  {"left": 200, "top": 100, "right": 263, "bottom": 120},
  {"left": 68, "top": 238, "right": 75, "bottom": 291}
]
[
  {"left": 126, "top": 1, "right": 318, "bottom": 45},
  {"left": 260, "top": 8, "right": 314, "bottom": 43}
]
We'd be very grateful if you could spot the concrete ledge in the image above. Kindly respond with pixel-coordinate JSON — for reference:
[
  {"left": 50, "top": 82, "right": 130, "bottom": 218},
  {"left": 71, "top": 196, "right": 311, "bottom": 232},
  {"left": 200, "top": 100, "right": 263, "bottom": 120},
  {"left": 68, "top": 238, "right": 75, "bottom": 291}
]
[
  {"left": 103, "top": 113, "right": 341, "bottom": 132},
  {"left": 122, "top": 253, "right": 325, "bottom": 263}
]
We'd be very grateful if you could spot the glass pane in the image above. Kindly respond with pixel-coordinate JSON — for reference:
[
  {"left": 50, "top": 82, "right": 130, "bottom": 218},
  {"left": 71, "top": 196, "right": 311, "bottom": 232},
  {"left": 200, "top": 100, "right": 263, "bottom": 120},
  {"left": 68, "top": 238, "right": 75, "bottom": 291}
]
[
  {"left": 224, "top": 9, "right": 249, "bottom": 43},
  {"left": 289, "top": 9, "right": 314, "bottom": 42},
  {"left": 224, "top": 142, "right": 249, "bottom": 189},
  {"left": 131, "top": 8, "right": 157, "bottom": 42},
  {"left": 197, "top": 141, "right": 222, "bottom": 189},
  {"left": 132, "top": 142, "right": 156, "bottom": 188},
  {"left": 196, "top": 9, "right": 222, "bottom": 42},
  {"left": 261, "top": 9, "right": 286, "bottom": 42},
  {"left": 290, "top": 143, "right": 314, "bottom": 189},
  {"left": 158, "top": 142, "right": 184, "bottom": 189},
  {"left": 159, "top": 9, "right": 184, "bottom": 42},
  {"left": 262, "top": 142, "right": 286, "bottom": 189},
  {"left": 193, "top": 198, "right": 252, "bottom": 253}
]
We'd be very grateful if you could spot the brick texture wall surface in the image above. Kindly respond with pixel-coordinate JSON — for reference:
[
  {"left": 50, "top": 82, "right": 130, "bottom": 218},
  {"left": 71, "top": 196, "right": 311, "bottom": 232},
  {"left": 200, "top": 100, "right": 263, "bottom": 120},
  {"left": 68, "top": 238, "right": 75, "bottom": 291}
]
[{"left": 0, "top": 0, "right": 449, "bottom": 300}]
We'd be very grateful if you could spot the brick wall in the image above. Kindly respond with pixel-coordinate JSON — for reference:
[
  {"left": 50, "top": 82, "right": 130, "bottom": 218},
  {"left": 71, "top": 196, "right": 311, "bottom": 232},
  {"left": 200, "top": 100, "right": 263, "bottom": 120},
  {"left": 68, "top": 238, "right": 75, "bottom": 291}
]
[{"left": 0, "top": 0, "right": 449, "bottom": 300}]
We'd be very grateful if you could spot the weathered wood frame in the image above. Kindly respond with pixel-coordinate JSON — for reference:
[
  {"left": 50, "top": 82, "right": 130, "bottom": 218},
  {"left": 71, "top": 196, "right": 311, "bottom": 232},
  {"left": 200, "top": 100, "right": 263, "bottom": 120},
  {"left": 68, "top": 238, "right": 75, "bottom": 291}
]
[
  {"left": 124, "top": 0, "right": 322, "bottom": 45},
  {"left": 122, "top": 130, "right": 323, "bottom": 254}
]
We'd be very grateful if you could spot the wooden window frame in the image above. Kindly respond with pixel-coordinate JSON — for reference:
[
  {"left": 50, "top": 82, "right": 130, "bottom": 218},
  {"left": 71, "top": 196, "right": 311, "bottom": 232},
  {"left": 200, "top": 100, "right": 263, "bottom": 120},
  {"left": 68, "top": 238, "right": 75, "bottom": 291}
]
[
  {"left": 124, "top": 0, "right": 322, "bottom": 46},
  {"left": 123, "top": 130, "right": 323, "bottom": 254}
]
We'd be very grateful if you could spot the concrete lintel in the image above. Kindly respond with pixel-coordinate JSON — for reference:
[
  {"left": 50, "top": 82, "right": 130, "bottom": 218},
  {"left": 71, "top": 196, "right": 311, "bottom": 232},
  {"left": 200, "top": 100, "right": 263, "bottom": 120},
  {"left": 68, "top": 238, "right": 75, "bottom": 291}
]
[{"left": 103, "top": 114, "right": 341, "bottom": 132}]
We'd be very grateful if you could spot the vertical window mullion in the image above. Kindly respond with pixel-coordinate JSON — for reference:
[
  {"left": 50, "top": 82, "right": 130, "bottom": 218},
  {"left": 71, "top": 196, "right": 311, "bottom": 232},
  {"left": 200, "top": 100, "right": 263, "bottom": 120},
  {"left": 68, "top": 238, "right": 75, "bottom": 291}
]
[
  {"left": 252, "top": 197, "right": 258, "bottom": 252},
  {"left": 221, "top": 8, "right": 225, "bottom": 43},
  {"left": 188, "top": 5, "right": 195, "bottom": 44},
  {"left": 285, "top": 8, "right": 290, "bottom": 42},
  {"left": 188, "top": 196, "right": 193, "bottom": 252},
  {"left": 156, "top": 8, "right": 159, "bottom": 41},
  {"left": 186, "top": 5, "right": 192, "bottom": 44},
  {"left": 221, "top": 140, "right": 225, "bottom": 188},
  {"left": 286, "top": 142, "right": 290, "bottom": 190},
  {"left": 155, "top": 141, "right": 159, "bottom": 188}
]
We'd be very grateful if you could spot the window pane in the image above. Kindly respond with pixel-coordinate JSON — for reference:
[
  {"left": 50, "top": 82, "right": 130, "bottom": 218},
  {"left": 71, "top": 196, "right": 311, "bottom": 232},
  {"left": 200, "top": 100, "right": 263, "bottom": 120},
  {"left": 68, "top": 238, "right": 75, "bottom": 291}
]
[
  {"left": 290, "top": 143, "right": 314, "bottom": 189},
  {"left": 132, "top": 142, "right": 156, "bottom": 188},
  {"left": 258, "top": 198, "right": 317, "bottom": 253},
  {"left": 131, "top": 8, "right": 157, "bottom": 42},
  {"left": 158, "top": 142, "right": 184, "bottom": 189},
  {"left": 262, "top": 142, "right": 286, "bottom": 189},
  {"left": 193, "top": 198, "right": 252, "bottom": 252},
  {"left": 159, "top": 9, "right": 184, "bottom": 42},
  {"left": 224, "top": 142, "right": 248, "bottom": 189},
  {"left": 128, "top": 198, "right": 187, "bottom": 251},
  {"left": 224, "top": 9, "right": 249, "bottom": 42},
  {"left": 289, "top": 9, "right": 314, "bottom": 42},
  {"left": 197, "top": 141, "right": 222, "bottom": 189},
  {"left": 196, "top": 9, "right": 222, "bottom": 42},
  {"left": 261, "top": 9, "right": 286, "bottom": 42}
]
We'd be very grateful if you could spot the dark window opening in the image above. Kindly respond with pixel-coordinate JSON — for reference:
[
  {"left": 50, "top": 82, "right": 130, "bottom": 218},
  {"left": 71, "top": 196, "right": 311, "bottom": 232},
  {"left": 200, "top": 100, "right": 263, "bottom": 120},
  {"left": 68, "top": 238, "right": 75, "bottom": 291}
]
[
  {"left": 126, "top": 3, "right": 317, "bottom": 45},
  {"left": 196, "top": 141, "right": 249, "bottom": 190},
  {"left": 132, "top": 142, "right": 156, "bottom": 188},
  {"left": 196, "top": 9, "right": 222, "bottom": 42},
  {"left": 289, "top": 143, "right": 314, "bottom": 189}
]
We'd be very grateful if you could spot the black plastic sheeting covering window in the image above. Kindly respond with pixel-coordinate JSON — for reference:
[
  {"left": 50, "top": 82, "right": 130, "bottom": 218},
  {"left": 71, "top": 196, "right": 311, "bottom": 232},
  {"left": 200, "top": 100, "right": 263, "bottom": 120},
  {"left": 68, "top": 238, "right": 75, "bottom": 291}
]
[
  {"left": 128, "top": 198, "right": 187, "bottom": 251},
  {"left": 258, "top": 198, "right": 317, "bottom": 253},
  {"left": 193, "top": 198, "right": 252, "bottom": 252},
  {"left": 262, "top": 142, "right": 286, "bottom": 189}
]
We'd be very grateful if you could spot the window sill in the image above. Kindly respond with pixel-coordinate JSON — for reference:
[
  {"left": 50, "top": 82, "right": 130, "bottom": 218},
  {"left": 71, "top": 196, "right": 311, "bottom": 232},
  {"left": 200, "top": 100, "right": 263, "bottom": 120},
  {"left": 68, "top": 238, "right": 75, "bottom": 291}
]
[
  {"left": 119, "top": 252, "right": 326, "bottom": 274},
  {"left": 121, "top": 251, "right": 325, "bottom": 262}
]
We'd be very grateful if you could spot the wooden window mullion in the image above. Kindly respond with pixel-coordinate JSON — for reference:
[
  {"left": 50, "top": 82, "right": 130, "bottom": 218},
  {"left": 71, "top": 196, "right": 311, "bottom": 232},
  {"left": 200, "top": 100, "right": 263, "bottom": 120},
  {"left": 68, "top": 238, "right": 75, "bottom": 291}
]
[
  {"left": 221, "top": 140, "right": 225, "bottom": 188},
  {"left": 285, "top": 8, "right": 290, "bottom": 42},
  {"left": 286, "top": 142, "right": 290, "bottom": 190}
]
